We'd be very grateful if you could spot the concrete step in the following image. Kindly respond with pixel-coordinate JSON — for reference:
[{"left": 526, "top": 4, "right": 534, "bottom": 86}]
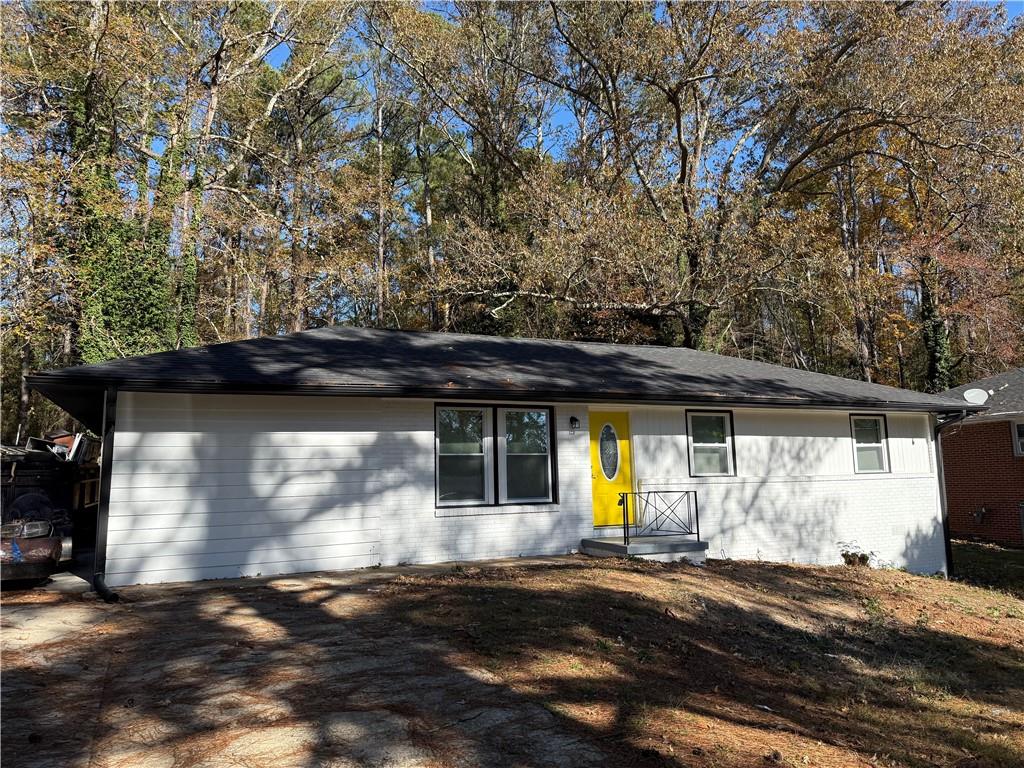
[{"left": 580, "top": 535, "right": 708, "bottom": 564}]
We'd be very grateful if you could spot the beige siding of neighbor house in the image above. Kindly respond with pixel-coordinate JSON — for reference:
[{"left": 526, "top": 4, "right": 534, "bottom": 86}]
[{"left": 104, "top": 392, "right": 943, "bottom": 586}]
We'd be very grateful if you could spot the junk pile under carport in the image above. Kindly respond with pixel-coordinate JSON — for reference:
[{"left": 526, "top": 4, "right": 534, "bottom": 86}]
[{"left": 1, "top": 432, "right": 99, "bottom": 584}]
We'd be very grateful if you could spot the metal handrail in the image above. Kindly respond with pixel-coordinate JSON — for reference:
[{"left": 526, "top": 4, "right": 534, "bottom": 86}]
[{"left": 618, "top": 490, "right": 700, "bottom": 545}]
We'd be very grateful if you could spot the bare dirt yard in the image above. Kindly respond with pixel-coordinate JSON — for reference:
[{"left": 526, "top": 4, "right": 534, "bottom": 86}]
[{"left": 2, "top": 556, "right": 1023, "bottom": 768}]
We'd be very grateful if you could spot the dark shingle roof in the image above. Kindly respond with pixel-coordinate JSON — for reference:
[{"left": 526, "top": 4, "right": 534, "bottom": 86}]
[
  {"left": 28, "top": 326, "right": 979, "bottom": 431},
  {"left": 941, "top": 368, "right": 1024, "bottom": 421}
]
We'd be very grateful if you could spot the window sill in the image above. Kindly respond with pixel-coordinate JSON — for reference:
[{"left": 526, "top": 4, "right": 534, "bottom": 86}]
[
  {"left": 434, "top": 502, "right": 559, "bottom": 518},
  {"left": 436, "top": 501, "right": 490, "bottom": 509}
]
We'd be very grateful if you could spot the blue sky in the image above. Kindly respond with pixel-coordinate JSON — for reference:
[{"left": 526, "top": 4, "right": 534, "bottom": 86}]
[
  {"left": 265, "top": 41, "right": 290, "bottom": 69},
  {"left": 262, "top": 2, "right": 1024, "bottom": 72}
]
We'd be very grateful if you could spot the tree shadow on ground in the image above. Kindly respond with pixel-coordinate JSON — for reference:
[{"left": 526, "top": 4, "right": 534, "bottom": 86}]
[
  {"left": 373, "top": 559, "right": 1024, "bottom": 767},
  {"left": 2, "top": 567, "right": 609, "bottom": 768},
  {"left": 2, "top": 558, "right": 1023, "bottom": 768}
]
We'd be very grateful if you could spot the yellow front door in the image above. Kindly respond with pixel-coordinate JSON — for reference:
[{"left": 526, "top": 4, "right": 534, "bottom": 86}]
[{"left": 589, "top": 411, "right": 633, "bottom": 527}]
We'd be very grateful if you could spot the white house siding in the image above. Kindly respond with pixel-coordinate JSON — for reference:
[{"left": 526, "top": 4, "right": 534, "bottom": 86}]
[
  {"left": 105, "top": 393, "right": 945, "bottom": 586},
  {"left": 106, "top": 393, "right": 596, "bottom": 586},
  {"left": 632, "top": 407, "right": 944, "bottom": 573},
  {"left": 106, "top": 394, "right": 390, "bottom": 585}
]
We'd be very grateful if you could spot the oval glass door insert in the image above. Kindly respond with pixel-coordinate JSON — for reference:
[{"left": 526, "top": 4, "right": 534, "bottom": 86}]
[{"left": 599, "top": 424, "right": 619, "bottom": 480}]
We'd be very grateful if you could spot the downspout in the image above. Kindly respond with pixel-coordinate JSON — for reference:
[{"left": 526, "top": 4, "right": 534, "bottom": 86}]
[
  {"left": 93, "top": 386, "right": 120, "bottom": 603},
  {"left": 934, "top": 409, "right": 968, "bottom": 579}
]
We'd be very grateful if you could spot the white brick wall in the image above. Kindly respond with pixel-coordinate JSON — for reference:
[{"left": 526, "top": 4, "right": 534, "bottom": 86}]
[
  {"left": 631, "top": 406, "right": 944, "bottom": 572},
  {"left": 642, "top": 475, "right": 944, "bottom": 572},
  {"left": 104, "top": 393, "right": 945, "bottom": 585}
]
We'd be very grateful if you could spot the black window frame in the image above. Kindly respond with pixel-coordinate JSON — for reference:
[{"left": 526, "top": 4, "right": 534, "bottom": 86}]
[{"left": 434, "top": 403, "right": 559, "bottom": 508}]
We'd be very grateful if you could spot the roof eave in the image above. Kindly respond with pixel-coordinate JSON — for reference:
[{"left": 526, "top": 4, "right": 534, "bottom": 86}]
[
  {"left": 25, "top": 373, "right": 987, "bottom": 415},
  {"left": 962, "top": 409, "right": 1023, "bottom": 423}
]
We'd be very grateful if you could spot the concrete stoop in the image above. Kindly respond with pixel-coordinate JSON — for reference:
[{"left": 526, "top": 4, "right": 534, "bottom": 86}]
[{"left": 579, "top": 535, "right": 709, "bottom": 564}]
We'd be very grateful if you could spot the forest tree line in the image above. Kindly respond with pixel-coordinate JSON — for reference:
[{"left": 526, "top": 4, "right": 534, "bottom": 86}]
[{"left": 3, "top": 1, "right": 1023, "bottom": 440}]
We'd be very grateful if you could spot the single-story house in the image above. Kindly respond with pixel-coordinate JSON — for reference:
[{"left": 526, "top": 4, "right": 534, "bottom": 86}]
[
  {"left": 940, "top": 368, "right": 1024, "bottom": 546},
  {"left": 27, "top": 326, "right": 982, "bottom": 589}
]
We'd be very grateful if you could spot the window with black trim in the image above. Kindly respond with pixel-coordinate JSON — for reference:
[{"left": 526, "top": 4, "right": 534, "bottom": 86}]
[
  {"left": 851, "top": 415, "right": 889, "bottom": 473},
  {"left": 435, "top": 405, "right": 555, "bottom": 506},
  {"left": 498, "top": 408, "right": 552, "bottom": 502},
  {"left": 687, "top": 411, "right": 735, "bottom": 476},
  {"left": 436, "top": 407, "right": 492, "bottom": 504}
]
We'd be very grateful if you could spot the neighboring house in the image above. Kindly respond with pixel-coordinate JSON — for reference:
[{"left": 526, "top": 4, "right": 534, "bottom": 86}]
[
  {"left": 28, "top": 327, "right": 979, "bottom": 588},
  {"left": 941, "top": 368, "right": 1024, "bottom": 546}
]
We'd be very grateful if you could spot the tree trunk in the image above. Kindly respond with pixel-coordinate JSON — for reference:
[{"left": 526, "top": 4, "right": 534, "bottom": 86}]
[
  {"left": 375, "top": 82, "right": 387, "bottom": 326},
  {"left": 257, "top": 268, "right": 271, "bottom": 337},
  {"left": 18, "top": 342, "right": 33, "bottom": 443},
  {"left": 416, "top": 119, "right": 437, "bottom": 329},
  {"left": 240, "top": 234, "right": 256, "bottom": 339},
  {"left": 919, "top": 259, "right": 952, "bottom": 392},
  {"left": 835, "top": 166, "right": 874, "bottom": 382},
  {"left": 226, "top": 232, "right": 239, "bottom": 338},
  {"left": 289, "top": 167, "right": 306, "bottom": 333}
]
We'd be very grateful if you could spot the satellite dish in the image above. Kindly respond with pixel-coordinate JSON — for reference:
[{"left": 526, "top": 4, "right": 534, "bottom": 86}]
[{"left": 963, "top": 388, "right": 989, "bottom": 405}]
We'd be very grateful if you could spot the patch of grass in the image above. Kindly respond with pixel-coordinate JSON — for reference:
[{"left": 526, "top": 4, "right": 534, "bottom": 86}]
[
  {"left": 861, "top": 596, "right": 886, "bottom": 624},
  {"left": 626, "top": 700, "right": 655, "bottom": 731},
  {"left": 952, "top": 540, "right": 1024, "bottom": 598}
]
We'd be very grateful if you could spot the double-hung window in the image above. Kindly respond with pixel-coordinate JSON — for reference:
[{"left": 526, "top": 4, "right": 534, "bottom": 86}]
[
  {"left": 435, "top": 405, "right": 555, "bottom": 506},
  {"left": 498, "top": 409, "right": 553, "bottom": 502},
  {"left": 851, "top": 415, "right": 889, "bottom": 473},
  {"left": 688, "top": 411, "right": 735, "bottom": 476},
  {"left": 436, "top": 407, "right": 492, "bottom": 504},
  {"left": 1013, "top": 421, "right": 1024, "bottom": 457}
]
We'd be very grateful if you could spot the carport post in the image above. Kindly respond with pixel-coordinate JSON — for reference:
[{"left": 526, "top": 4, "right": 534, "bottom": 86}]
[
  {"left": 934, "top": 410, "right": 967, "bottom": 580},
  {"left": 92, "top": 386, "right": 119, "bottom": 602}
]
